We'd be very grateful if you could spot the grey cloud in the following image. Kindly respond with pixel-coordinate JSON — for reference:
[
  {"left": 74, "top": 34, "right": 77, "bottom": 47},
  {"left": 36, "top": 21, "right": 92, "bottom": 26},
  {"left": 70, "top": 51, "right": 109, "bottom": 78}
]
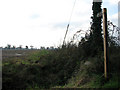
[
  {"left": 53, "top": 22, "right": 68, "bottom": 29},
  {"left": 53, "top": 22, "right": 83, "bottom": 29},
  {"left": 93, "top": 0, "right": 102, "bottom": 2}
]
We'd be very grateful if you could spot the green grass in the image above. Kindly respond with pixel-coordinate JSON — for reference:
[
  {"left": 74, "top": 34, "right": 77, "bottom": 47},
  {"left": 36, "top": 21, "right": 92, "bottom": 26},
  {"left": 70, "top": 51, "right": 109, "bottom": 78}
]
[{"left": 102, "top": 73, "right": 119, "bottom": 88}]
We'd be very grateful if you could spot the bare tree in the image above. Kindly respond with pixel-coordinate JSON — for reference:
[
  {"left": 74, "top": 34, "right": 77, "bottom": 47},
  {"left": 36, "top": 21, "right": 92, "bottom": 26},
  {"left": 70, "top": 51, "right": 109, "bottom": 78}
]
[{"left": 30, "top": 45, "right": 33, "bottom": 49}]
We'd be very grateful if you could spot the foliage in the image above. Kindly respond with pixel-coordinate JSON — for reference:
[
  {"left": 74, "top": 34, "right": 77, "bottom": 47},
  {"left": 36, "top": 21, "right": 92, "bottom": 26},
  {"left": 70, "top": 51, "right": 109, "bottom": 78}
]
[
  {"left": 2, "top": 46, "right": 80, "bottom": 89},
  {"left": 87, "top": 1, "right": 103, "bottom": 56},
  {"left": 3, "top": 43, "right": 119, "bottom": 89},
  {"left": 2, "top": 1, "right": 120, "bottom": 89}
]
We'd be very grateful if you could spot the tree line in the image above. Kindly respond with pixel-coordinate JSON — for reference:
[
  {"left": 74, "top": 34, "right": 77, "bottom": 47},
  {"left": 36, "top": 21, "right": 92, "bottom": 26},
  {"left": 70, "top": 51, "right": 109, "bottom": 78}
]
[{"left": 0, "top": 44, "right": 55, "bottom": 50}]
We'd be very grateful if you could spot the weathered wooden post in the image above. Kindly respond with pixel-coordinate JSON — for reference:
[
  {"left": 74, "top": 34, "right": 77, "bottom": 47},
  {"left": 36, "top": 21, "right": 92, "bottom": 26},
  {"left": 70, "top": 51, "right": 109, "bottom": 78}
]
[{"left": 103, "top": 8, "right": 108, "bottom": 79}]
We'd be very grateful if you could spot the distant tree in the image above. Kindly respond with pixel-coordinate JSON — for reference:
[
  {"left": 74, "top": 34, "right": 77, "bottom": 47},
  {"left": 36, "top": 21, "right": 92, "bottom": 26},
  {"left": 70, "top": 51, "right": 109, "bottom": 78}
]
[
  {"left": 7, "top": 44, "right": 11, "bottom": 49},
  {"left": 50, "top": 46, "right": 54, "bottom": 50},
  {"left": 26, "top": 46, "right": 28, "bottom": 49},
  {"left": 40, "top": 46, "right": 45, "bottom": 50},
  {"left": 30, "top": 45, "right": 33, "bottom": 49},
  {"left": 4, "top": 47, "right": 7, "bottom": 49},
  {"left": 19, "top": 45, "right": 22, "bottom": 49},
  {"left": 12, "top": 46, "right": 16, "bottom": 49},
  {"left": 46, "top": 47, "right": 49, "bottom": 50}
]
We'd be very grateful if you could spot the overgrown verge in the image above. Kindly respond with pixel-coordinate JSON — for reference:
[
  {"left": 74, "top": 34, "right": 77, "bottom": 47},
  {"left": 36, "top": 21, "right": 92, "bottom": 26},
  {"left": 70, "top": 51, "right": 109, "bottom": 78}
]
[
  {"left": 55, "top": 46, "right": 120, "bottom": 89},
  {"left": 2, "top": 44, "right": 81, "bottom": 89},
  {"left": 2, "top": 44, "right": 120, "bottom": 89}
]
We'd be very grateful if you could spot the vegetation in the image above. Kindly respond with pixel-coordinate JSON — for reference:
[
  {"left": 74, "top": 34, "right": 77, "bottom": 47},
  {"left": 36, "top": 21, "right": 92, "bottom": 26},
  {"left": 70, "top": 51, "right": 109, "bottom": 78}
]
[
  {"left": 2, "top": 41, "right": 120, "bottom": 89},
  {"left": 86, "top": 1, "right": 103, "bottom": 57},
  {"left": 2, "top": 1, "right": 120, "bottom": 89}
]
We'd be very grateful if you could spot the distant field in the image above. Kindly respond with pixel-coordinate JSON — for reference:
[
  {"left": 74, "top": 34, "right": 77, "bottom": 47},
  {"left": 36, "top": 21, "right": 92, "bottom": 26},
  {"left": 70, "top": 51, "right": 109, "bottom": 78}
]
[{"left": 2, "top": 49, "right": 40, "bottom": 59}]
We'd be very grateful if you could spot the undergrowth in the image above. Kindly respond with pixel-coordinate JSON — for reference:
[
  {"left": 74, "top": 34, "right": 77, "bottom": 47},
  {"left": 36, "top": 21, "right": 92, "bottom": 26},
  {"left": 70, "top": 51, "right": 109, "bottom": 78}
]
[{"left": 2, "top": 44, "right": 120, "bottom": 89}]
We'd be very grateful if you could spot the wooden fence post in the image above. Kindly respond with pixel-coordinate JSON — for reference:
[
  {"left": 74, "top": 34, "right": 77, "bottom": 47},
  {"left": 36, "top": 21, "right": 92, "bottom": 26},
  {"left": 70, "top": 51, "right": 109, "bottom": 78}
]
[{"left": 103, "top": 8, "right": 108, "bottom": 79}]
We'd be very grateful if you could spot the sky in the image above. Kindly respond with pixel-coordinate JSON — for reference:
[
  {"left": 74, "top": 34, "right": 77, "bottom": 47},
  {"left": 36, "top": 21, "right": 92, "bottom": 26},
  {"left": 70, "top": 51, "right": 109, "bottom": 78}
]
[{"left": 0, "top": 0, "right": 119, "bottom": 48}]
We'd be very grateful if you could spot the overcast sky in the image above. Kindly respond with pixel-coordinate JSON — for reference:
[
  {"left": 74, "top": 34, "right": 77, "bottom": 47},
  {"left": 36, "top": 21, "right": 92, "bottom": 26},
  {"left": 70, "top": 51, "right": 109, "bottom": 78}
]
[{"left": 0, "top": 0, "right": 119, "bottom": 48}]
